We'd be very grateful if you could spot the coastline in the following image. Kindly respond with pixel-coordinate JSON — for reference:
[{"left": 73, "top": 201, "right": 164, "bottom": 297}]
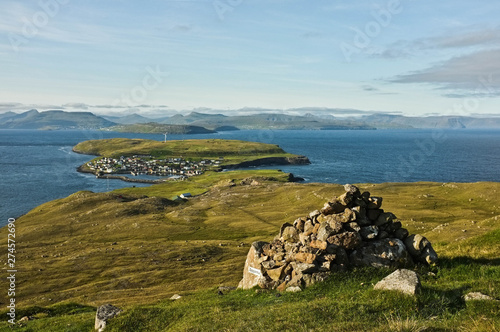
[
  {"left": 221, "top": 155, "right": 310, "bottom": 169},
  {"left": 77, "top": 155, "right": 310, "bottom": 184}
]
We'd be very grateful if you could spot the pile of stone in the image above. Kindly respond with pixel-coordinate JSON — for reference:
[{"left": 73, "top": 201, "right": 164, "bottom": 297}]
[{"left": 239, "top": 184, "right": 438, "bottom": 291}]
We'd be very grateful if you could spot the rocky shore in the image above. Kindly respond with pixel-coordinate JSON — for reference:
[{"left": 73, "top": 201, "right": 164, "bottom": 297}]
[{"left": 221, "top": 155, "right": 310, "bottom": 169}]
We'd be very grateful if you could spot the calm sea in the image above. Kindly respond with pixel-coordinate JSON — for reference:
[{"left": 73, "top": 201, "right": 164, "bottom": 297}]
[{"left": 1, "top": 129, "right": 500, "bottom": 223}]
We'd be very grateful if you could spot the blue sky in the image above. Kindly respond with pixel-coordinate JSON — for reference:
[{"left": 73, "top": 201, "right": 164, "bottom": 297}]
[{"left": 1, "top": 0, "right": 499, "bottom": 117}]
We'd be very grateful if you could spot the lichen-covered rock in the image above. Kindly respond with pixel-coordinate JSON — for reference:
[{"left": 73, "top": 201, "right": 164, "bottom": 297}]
[
  {"left": 374, "top": 269, "right": 420, "bottom": 295},
  {"left": 238, "top": 241, "right": 268, "bottom": 289},
  {"left": 95, "top": 304, "right": 122, "bottom": 332}
]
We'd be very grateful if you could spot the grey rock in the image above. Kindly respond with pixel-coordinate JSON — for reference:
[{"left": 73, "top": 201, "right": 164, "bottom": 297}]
[
  {"left": 359, "top": 225, "right": 379, "bottom": 240},
  {"left": 291, "top": 262, "right": 317, "bottom": 274},
  {"left": 293, "top": 218, "right": 305, "bottom": 232},
  {"left": 218, "top": 286, "right": 237, "bottom": 295},
  {"left": 350, "top": 238, "right": 413, "bottom": 268},
  {"left": 367, "top": 196, "right": 383, "bottom": 209},
  {"left": 286, "top": 286, "right": 302, "bottom": 292},
  {"left": 374, "top": 269, "right": 420, "bottom": 295},
  {"left": 393, "top": 227, "right": 409, "bottom": 240},
  {"left": 95, "top": 304, "right": 122, "bottom": 332},
  {"left": 238, "top": 241, "right": 268, "bottom": 289},
  {"left": 321, "top": 200, "right": 346, "bottom": 215},
  {"left": 352, "top": 206, "right": 370, "bottom": 226},
  {"left": 464, "top": 292, "right": 498, "bottom": 301},
  {"left": 404, "top": 234, "right": 438, "bottom": 265},
  {"left": 344, "top": 184, "right": 361, "bottom": 196},
  {"left": 303, "top": 219, "right": 314, "bottom": 236},
  {"left": 327, "top": 231, "right": 362, "bottom": 250},
  {"left": 317, "top": 222, "right": 334, "bottom": 241},
  {"left": 375, "top": 212, "right": 396, "bottom": 226},
  {"left": 281, "top": 226, "right": 299, "bottom": 243},
  {"left": 309, "top": 210, "right": 321, "bottom": 219}
]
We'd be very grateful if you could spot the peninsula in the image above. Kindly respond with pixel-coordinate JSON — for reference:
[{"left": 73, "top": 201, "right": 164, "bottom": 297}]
[{"left": 73, "top": 138, "right": 310, "bottom": 182}]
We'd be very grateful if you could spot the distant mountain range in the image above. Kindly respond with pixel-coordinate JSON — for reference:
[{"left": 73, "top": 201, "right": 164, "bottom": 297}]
[
  {"left": 159, "top": 112, "right": 375, "bottom": 130},
  {"left": 1, "top": 109, "right": 499, "bottom": 131},
  {"left": 360, "top": 113, "right": 500, "bottom": 129},
  {"left": 0, "top": 109, "right": 114, "bottom": 130}
]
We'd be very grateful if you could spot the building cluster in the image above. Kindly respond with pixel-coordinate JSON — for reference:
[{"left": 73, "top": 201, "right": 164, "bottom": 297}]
[{"left": 86, "top": 155, "right": 223, "bottom": 177}]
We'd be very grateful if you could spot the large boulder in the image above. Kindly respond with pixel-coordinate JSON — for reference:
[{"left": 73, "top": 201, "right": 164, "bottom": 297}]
[
  {"left": 238, "top": 241, "right": 268, "bottom": 289},
  {"left": 374, "top": 269, "right": 420, "bottom": 295}
]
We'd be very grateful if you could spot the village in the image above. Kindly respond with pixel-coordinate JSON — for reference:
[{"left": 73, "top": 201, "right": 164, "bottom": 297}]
[{"left": 86, "top": 155, "right": 224, "bottom": 178}]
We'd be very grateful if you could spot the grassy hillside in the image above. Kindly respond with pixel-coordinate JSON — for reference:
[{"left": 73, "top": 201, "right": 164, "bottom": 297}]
[
  {"left": 73, "top": 138, "right": 300, "bottom": 166},
  {"left": 0, "top": 176, "right": 498, "bottom": 331}
]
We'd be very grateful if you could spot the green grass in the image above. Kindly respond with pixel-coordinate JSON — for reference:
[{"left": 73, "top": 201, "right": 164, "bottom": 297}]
[
  {"left": 72, "top": 138, "right": 299, "bottom": 166},
  {"left": 0, "top": 176, "right": 499, "bottom": 331}
]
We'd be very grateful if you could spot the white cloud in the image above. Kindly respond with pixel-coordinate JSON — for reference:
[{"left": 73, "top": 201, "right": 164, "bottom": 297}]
[
  {"left": 374, "top": 26, "right": 500, "bottom": 59},
  {"left": 391, "top": 48, "right": 500, "bottom": 95}
]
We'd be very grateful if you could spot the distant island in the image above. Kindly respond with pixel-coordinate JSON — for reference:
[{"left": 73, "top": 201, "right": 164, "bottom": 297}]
[
  {"left": 2, "top": 109, "right": 500, "bottom": 130},
  {"left": 73, "top": 138, "right": 310, "bottom": 182},
  {"left": 107, "top": 122, "right": 217, "bottom": 135}
]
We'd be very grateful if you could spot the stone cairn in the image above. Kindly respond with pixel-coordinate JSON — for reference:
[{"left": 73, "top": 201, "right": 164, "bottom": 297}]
[{"left": 239, "top": 184, "right": 438, "bottom": 292}]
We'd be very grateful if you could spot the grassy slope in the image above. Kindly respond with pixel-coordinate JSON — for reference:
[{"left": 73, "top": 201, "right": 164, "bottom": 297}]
[
  {"left": 72, "top": 138, "right": 297, "bottom": 165},
  {"left": 0, "top": 177, "right": 499, "bottom": 331}
]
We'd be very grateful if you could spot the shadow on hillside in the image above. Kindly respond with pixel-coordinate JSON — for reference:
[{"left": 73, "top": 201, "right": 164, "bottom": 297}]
[
  {"left": 418, "top": 286, "right": 469, "bottom": 316},
  {"left": 1, "top": 302, "right": 96, "bottom": 318},
  {"left": 438, "top": 256, "right": 500, "bottom": 268},
  {"left": 416, "top": 255, "right": 499, "bottom": 316}
]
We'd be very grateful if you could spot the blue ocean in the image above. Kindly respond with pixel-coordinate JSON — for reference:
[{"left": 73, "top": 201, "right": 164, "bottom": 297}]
[{"left": 1, "top": 129, "right": 500, "bottom": 223}]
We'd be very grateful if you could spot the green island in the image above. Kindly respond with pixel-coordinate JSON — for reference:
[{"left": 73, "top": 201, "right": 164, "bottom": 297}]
[
  {"left": 0, "top": 139, "right": 499, "bottom": 331},
  {"left": 73, "top": 138, "right": 310, "bottom": 175}
]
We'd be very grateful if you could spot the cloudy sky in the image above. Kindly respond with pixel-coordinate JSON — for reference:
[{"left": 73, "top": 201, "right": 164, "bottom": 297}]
[{"left": 1, "top": 0, "right": 499, "bottom": 116}]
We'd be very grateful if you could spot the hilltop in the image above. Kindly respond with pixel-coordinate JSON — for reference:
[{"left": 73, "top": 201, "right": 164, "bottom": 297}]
[{"left": 0, "top": 174, "right": 498, "bottom": 331}]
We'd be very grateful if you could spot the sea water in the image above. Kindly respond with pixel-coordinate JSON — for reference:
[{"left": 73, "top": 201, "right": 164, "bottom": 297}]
[{"left": 1, "top": 129, "right": 499, "bottom": 223}]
